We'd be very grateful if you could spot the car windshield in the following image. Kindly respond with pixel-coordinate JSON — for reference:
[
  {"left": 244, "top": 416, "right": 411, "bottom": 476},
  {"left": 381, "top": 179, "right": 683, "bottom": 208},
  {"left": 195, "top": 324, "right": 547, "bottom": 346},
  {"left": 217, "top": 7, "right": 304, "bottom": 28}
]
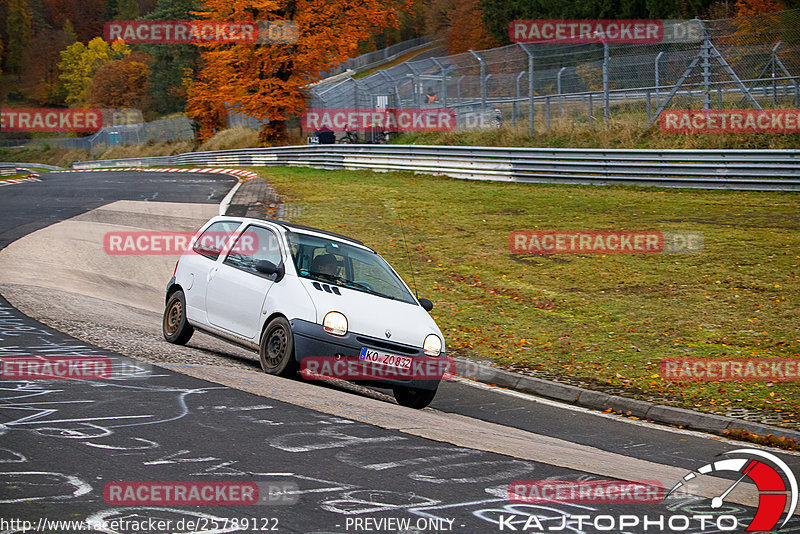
[{"left": 286, "top": 231, "right": 417, "bottom": 305}]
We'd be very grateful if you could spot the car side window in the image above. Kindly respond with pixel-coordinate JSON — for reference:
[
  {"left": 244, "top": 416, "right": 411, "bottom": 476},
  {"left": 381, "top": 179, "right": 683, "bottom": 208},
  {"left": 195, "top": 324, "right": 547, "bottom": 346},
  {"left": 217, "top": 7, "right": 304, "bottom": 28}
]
[
  {"left": 224, "top": 225, "right": 282, "bottom": 276},
  {"left": 192, "top": 221, "right": 241, "bottom": 260}
]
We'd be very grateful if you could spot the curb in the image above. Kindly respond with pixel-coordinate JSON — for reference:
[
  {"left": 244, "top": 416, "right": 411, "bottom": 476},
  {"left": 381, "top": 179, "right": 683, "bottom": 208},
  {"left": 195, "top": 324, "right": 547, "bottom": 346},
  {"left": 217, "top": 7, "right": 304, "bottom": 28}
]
[
  {"left": 49, "top": 166, "right": 260, "bottom": 181},
  {"left": 451, "top": 357, "right": 800, "bottom": 443},
  {"left": 0, "top": 168, "right": 40, "bottom": 187}
]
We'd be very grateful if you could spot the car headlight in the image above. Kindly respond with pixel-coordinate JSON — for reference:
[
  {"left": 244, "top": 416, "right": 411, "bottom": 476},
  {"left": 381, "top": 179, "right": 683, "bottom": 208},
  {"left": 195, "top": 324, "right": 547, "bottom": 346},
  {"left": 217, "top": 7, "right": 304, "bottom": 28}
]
[
  {"left": 323, "top": 311, "right": 348, "bottom": 336},
  {"left": 423, "top": 334, "right": 442, "bottom": 357}
]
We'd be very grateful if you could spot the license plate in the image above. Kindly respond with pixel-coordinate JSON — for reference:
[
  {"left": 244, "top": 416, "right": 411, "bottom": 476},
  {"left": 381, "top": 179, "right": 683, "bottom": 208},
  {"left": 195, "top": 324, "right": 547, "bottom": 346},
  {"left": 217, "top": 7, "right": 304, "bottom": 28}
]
[{"left": 359, "top": 348, "right": 412, "bottom": 370}]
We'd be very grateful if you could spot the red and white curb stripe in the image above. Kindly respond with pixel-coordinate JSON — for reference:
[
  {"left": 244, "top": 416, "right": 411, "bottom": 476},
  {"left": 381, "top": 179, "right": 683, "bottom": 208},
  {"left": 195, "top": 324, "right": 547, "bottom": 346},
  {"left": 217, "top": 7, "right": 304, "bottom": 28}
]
[
  {"left": 0, "top": 169, "right": 40, "bottom": 187},
  {"left": 51, "top": 167, "right": 260, "bottom": 182}
]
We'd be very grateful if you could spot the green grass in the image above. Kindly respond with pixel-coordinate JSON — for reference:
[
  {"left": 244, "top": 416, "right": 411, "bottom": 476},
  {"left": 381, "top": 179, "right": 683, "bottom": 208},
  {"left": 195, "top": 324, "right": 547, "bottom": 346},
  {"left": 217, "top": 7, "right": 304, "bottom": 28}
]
[
  {"left": 255, "top": 165, "right": 799, "bottom": 427},
  {"left": 395, "top": 121, "right": 800, "bottom": 150}
]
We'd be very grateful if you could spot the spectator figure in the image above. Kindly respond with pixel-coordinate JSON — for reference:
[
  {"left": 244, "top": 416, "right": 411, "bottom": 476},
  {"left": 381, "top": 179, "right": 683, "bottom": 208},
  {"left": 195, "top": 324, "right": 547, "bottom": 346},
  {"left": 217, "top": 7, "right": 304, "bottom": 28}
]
[{"left": 425, "top": 88, "right": 438, "bottom": 104}]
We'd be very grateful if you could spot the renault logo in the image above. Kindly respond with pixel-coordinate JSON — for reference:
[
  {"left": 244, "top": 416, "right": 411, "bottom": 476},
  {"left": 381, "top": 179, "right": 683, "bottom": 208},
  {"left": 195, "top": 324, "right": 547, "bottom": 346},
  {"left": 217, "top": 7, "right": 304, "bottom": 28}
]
[{"left": 385, "top": 329, "right": 391, "bottom": 339}]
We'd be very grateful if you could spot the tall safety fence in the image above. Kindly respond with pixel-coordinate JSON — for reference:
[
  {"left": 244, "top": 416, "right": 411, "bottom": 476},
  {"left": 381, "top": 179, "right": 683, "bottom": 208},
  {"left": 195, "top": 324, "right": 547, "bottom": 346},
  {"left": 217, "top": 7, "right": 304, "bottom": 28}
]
[
  {"left": 319, "top": 36, "right": 437, "bottom": 79},
  {"left": 308, "top": 10, "right": 800, "bottom": 132}
]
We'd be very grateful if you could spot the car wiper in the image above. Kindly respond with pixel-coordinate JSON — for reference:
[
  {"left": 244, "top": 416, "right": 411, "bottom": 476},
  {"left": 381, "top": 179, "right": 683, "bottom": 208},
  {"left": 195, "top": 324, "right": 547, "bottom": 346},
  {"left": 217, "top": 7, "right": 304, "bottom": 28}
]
[{"left": 342, "top": 280, "right": 396, "bottom": 300}]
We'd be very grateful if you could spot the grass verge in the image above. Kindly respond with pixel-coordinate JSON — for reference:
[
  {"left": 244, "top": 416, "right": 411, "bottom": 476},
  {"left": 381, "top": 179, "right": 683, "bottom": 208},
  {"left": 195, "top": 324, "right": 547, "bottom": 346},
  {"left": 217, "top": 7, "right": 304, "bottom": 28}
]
[
  {"left": 395, "top": 121, "right": 800, "bottom": 150},
  {"left": 255, "top": 165, "right": 799, "bottom": 429}
]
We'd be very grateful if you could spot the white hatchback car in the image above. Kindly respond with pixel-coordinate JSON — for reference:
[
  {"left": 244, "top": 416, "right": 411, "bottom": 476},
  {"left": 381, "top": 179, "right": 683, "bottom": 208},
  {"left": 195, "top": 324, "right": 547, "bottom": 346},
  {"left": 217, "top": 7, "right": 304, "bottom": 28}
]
[{"left": 162, "top": 216, "right": 447, "bottom": 408}]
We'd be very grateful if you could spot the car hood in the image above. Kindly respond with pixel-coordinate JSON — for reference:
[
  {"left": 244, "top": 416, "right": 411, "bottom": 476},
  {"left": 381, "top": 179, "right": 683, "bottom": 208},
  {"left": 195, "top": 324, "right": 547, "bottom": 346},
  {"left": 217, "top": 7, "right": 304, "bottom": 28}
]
[{"left": 300, "top": 278, "right": 444, "bottom": 349}]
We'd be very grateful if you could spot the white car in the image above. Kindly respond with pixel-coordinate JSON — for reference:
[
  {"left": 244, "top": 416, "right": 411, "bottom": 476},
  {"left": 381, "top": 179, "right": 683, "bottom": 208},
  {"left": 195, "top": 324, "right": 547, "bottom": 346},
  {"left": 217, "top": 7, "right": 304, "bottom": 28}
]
[{"left": 162, "top": 216, "right": 446, "bottom": 408}]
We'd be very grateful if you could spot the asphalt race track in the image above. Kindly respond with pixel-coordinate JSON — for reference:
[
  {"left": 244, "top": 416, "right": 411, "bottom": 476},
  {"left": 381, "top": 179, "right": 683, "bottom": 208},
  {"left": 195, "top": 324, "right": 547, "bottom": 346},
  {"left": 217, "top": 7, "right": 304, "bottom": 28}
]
[{"left": 0, "top": 170, "right": 798, "bottom": 534}]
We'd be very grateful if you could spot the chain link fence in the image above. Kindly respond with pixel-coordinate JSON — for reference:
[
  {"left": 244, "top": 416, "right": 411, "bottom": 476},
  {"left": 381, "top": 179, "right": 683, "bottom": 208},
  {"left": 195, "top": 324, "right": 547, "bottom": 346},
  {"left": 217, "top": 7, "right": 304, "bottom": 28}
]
[
  {"left": 320, "top": 35, "right": 437, "bottom": 79},
  {"left": 308, "top": 10, "right": 800, "bottom": 132},
  {"left": 0, "top": 116, "right": 195, "bottom": 156}
]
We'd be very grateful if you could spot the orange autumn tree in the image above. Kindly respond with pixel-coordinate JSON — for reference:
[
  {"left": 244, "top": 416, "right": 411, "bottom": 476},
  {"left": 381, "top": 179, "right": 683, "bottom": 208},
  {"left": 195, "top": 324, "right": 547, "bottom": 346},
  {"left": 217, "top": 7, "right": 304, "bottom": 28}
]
[
  {"left": 732, "top": 0, "right": 782, "bottom": 41},
  {"left": 185, "top": 0, "right": 410, "bottom": 143}
]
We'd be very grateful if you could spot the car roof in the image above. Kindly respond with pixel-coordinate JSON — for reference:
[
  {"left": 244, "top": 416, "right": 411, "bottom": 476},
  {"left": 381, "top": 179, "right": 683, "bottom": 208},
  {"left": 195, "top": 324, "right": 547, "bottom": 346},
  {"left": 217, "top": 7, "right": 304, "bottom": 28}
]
[{"left": 220, "top": 216, "right": 366, "bottom": 247}]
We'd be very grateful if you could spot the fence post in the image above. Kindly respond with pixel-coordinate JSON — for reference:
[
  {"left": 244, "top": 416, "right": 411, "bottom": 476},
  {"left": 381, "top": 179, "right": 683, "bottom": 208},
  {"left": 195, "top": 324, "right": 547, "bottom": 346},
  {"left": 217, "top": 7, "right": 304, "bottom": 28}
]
[
  {"left": 655, "top": 51, "right": 664, "bottom": 108},
  {"left": 588, "top": 93, "right": 593, "bottom": 126},
  {"left": 646, "top": 91, "right": 651, "bottom": 123},
  {"left": 431, "top": 58, "right": 448, "bottom": 107},
  {"left": 557, "top": 66, "right": 567, "bottom": 116},
  {"left": 469, "top": 50, "right": 487, "bottom": 111},
  {"left": 771, "top": 45, "right": 777, "bottom": 106},
  {"left": 515, "top": 71, "right": 526, "bottom": 125},
  {"left": 457, "top": 75, "right": 465, "bottom": 104},
  {"left": 701, "top": 24, "right": 711, "bottom": 110},
  {"left": 407, "top": 63, "right": 421, "bottom": 108},
  {"left": 545, "top": 96, "right": 551, "bottom": 128},
  {"left": 603, "top": 42, "right": 610, "bottom": 125},
  {"left": 518, "top": 43, "right": 535, "bottom": 134}
]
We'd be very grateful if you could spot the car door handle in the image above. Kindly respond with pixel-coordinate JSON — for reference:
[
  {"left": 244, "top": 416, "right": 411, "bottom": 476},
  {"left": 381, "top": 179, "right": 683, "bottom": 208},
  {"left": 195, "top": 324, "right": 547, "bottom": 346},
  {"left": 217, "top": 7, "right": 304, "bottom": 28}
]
[{"left": 208, "top": 266, "right": 219, "bottom": 281}]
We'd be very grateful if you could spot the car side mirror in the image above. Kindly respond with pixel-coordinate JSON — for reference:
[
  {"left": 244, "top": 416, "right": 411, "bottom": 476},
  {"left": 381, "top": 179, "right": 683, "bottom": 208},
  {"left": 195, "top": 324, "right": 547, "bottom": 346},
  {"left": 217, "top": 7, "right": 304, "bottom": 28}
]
[
  {"left": 418, "top": 298, "right": 433, "bottom": 312},
  {"left": 256, "top": 260, "right": 285, "bottom": 282}
]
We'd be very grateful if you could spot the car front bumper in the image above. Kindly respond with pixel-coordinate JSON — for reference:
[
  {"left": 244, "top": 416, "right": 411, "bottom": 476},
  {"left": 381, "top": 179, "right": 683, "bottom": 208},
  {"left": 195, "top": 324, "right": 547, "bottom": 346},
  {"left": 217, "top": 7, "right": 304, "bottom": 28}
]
[{"left": 290, "top": 318, "right": 445, "bottom": 391}]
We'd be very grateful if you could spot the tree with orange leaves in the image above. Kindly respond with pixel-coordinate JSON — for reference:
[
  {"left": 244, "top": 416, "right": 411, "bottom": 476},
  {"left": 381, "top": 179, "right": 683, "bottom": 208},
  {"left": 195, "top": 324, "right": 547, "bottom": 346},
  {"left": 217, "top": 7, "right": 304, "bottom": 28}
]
[{"left": 185, "top": 0, "right": 411, "bottom": 143}]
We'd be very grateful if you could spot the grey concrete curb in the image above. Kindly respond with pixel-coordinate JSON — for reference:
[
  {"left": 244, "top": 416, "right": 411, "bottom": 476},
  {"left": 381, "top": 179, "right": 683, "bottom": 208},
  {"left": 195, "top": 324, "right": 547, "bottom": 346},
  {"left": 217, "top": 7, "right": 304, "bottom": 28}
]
[{"left": 452, "top": 357, "right": 800, "bottom": 443}]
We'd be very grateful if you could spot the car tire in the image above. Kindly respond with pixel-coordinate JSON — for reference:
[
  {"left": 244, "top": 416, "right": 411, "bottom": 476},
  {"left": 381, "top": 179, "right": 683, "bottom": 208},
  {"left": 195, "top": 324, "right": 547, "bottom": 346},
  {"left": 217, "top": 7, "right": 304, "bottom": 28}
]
[
  {"left": 393, "top": 386, "right": 437, "bottom": 409},
  {"left": 259, "top": 317, "right": 298, "bottom": 377},
  {"left": 163, "top": 290, "right": 194, "bottom": 345}
]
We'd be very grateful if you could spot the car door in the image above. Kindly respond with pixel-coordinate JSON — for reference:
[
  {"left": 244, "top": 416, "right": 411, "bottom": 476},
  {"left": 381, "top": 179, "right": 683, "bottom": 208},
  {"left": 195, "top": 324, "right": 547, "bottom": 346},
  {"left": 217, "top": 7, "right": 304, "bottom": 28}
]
[
  {"left": 205, "top": 224, "right": 284, "bottom": 340},
  {"left": 182, "top": 220, "right": 243, "bottom": 325}
]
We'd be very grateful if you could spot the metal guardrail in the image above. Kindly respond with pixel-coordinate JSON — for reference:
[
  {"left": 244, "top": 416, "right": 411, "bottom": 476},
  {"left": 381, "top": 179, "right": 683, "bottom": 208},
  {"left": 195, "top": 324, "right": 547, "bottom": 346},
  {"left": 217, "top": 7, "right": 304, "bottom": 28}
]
[
  {"left": 69, "top": 145, "right": 800, "bottom": 191},
  {"left": 0, "top": 162, "right": 64, "bottom": 171}
]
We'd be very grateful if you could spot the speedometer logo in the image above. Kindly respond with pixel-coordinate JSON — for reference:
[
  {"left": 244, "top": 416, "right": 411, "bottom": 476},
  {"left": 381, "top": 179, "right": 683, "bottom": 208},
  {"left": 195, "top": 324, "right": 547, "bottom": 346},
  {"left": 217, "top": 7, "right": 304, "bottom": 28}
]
[{"left": 668, "top": 448, "right": 798, "bottom": 531}]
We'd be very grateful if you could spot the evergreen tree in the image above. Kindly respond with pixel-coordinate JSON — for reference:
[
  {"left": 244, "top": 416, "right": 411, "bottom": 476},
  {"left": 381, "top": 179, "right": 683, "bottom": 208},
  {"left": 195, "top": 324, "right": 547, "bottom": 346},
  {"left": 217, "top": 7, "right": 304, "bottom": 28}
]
[
  {"left": 115, "top": 0, "right": 141, "bottom": 20},
  {"left": 5, "top": 0, "right": 33, "bottom": 75},
  {"left": 139, "top": 0, "right": 200, "bottom": 114}
]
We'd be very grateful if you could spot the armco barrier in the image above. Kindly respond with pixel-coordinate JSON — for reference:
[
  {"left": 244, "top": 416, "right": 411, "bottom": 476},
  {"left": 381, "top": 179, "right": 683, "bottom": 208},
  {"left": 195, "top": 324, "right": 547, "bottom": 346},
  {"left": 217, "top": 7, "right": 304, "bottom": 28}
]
[{"left": 69, "top": 145, "right": 800, "bottom": 191}]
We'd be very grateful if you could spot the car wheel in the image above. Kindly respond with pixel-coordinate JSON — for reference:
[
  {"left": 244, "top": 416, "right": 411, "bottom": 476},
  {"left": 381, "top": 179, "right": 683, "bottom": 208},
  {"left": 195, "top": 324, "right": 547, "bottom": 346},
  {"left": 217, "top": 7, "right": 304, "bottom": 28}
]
[
  {"left": 393, "top": 386, "right": 437, "bottom": 409},
  {"left": 163, "top": 290, "right": 194, "bottom": 345},
  {"left": 259, "top": 317, "right": 298, "bottom": 377}
]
